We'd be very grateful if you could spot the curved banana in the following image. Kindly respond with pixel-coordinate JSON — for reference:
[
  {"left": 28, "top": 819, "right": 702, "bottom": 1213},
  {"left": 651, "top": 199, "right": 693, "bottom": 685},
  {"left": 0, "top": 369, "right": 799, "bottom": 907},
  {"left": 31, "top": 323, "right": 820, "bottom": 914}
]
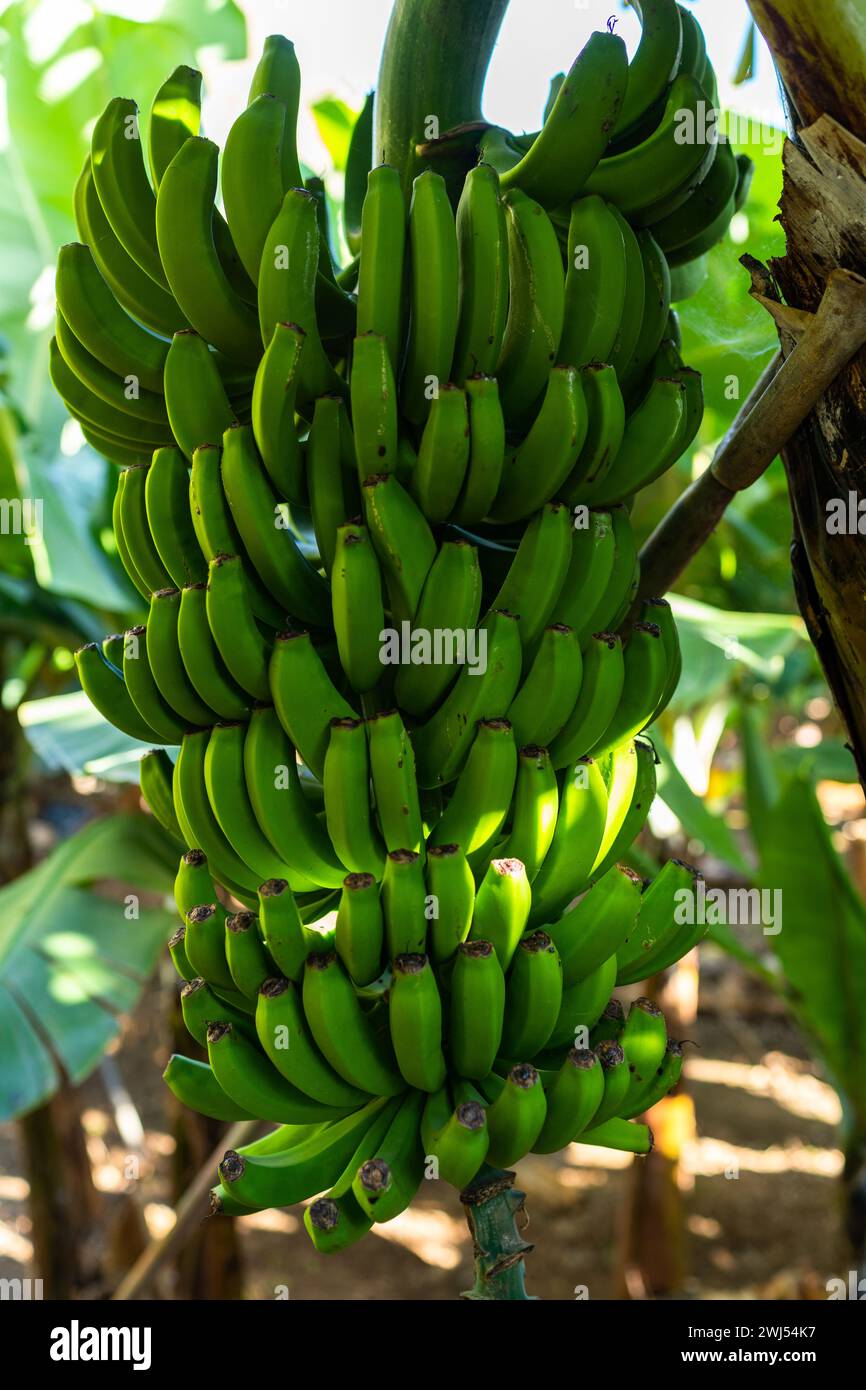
[
  {"left": 361, "top": 471, "right": 437, "bottom": 624},
  {"left": 368, "top": 709, "right": 424, "bottom": 855},
  {"left": 501, "top": 32, "right": 628, "bottom": 206},
  {"left": 356, "top": 164, "right": 407, "bottom": 374},
  {"left": 350, "top": 331, "right": 399, "bottom": 482},
  {"left": 381, "top": 849, "right": 428, "bottom": 957},
  {"left": 400, "top": 170, "right": 459, "bottom": 427},
  {"left": 221, "top": 94, "right": 287, "bottom": 284},
  {"left": 146, "top": 588, "right": 215, "bottom": 726},
  {"left": 91, "top": 97, "right": 169, "bottom": 289},
  {"left": 452, "top": 163, "right": 509, "bottom": 383},
  {"left": 548, "top": 862, "right": 642, "bottom": 987},
  {"left": 469, "top": 856, "right": 531, "bottom": 970},
  {"left": 323, "top": 718, "right": 386, "bottom": 875},
  {"left": 532, "top": 1048, "right": 604, "bottom": 1154},
  {"left": 163, "top": 1053, "right": 254, "bottom": 1123},
  {"left": 507, "top": 624, "right": 583, "bottom": 749},
  {"left": 410, "top": 383, "right": 470, "bottom": 523},
  {"left": 122, "top": 625, "right": 186, "bottom": 743},
  {"left": 269, "top": 630, "right": 357, "bottom": 781},
  {"left": 558, "top": 196, "right": 627, "bottom": 368},
  {"left": 250, "top": 321, "right": 306, "bottom": 501},
  {"left": 388, "top": 954, "right": 447, "bottom": 1092},
  {"left": 590, "top": 622, "right": 669, "bottom": 756},
  {"left": 177, "top": 582, "right": 249, "bottom": 721},
  {"left": 247, "top": 33, "right": 304, "bottom": 189},
  {"left": 490, "top": 366, "right": 588, "bottom": 523},
  {"left": 207, "top": 1021, "right": 352, "bottom": 1126},
  {"left": 484, "top": 1064, "right": 547, "bottom": 1168},
  {"left": 392, "top": 538, "right": 482, "bottom": 718},
  {"left": 331, "top": 522, "right": 386, "bottom": 694},
  {"left": 301, "top": 951, "right": 404, "bottom": 1096},
  {"left": 549, "top": 632, "right": 624, "bottom": 769},
  {"left": 56, "top": 242, "right": 168, "bottom": 393},
  {"left": 75, "top": 642, "right": 165, "bottom": 743},
  {"left": 488, "top": 501, "right": 573, "bottom": 650},
  {"left": 495, "top": 190, "right": 565, "bottom": 427},
  {"left": 145, "top": 447, "right": 207, "bottom": 588},
  {"left": 255, "top": 975, "right": 368, "bottom": 1107},
  {"left": 156, "top": 138, "right": 261, "bottom": 363},
  {"left": 526, "top": 757, "right": 609, "bottom": 926},
  {"left": 499, "top": 743, "right": 558, "bottom": 881},
  {"left": 426, "top": 844, "right": 475, "bottom": 966},
  {"left": 335, "top": 873, "right": 384, "bottom": 986},
  {"left": 613, "top": 0, "right": 683, "bottom": 140},
  {"left": 499, "top": 929, "right": 563, "bottom": 1060},
  {"left": 450, "top": 939, "right": 505, "bottom": 1078},
  {"left": 148, "top": 64, "right": 201, "bottom": 187},
  {"left": 429, "top": 718, "right": 517, "bottom": 859},
  {"left": 205, "top": 554, "right": 272, "bottom": 701},
  {"left": 451, "top": 374, "right": 506, "bottom": 525},
  {"left": 140, "top": 747, "right": 183, "bottom": 841},
  {"left": 164, "top": 330, "right": 238, "bottom": 461}
]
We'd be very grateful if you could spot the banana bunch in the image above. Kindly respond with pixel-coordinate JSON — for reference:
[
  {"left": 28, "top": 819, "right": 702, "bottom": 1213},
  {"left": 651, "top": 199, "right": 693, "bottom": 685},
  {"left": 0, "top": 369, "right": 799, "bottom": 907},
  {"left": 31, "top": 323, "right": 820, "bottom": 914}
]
[{"left": 58, "top": 9, "right": 728, "bottom": 1253}]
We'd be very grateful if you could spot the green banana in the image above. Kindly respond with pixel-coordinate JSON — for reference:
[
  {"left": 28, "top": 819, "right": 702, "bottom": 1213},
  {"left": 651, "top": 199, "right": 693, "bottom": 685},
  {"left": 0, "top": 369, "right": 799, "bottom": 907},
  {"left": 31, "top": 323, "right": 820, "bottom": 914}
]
[
  {"left": 548, "top": 863, "right": 642, "bottom": 987},
  {"left": 588, "top": 1039, "right": 632, "bottom": 1126},
  {"left": 255, "top": 975, "right": 368, "bottom": 1107},
  {"left": 54, "top": 308, "right": 170, "bottom": 426},
  {"left": 218, "top": 1099, "right": 386, "bottom": 1209},
  {"left": 258, "top": 188, "right": 345, "bottom": 400},
  {"left": 527, "top": 757, "right": 609, "bottom": 926},
  {"left": 488, "top": 502, "right": 572, "bottom": 650},
  {"left": 307, "top": 395, "right": 352, "bottom": 577},
  {"left": 381, "top": 849, "right": 428, "bottom": 957},
  {"left": 542, "top": 953, "right": 619, "bottom": 1053},
  {"left": 562, "top": 365, "right": 626, "bottom": 500},
  {"left": 352, "top": 1089, "right": 426, "bottom": 1224},
  {"left": 163, "top": 330, "right": 238, "bottom": 462},
  {"left": 205, "top": 554, "right": 271, "bottom": 701},
  {"left": 551, "top": 510, "right": 617, "bottom": 643},
  {"left": 243, "top": 705, "right": 345, "bottom": 889},
  {"left": 580, "top": 376, "right": 687, "bottom": 507},
  {"left": 305, "top": 1098, "right": 401, "bottom": 1252},
  {"left": 145, "top": 447, "right": 208, "bottom": 588},
  {"left": 258, "top": 878, "right": 310, "bottom": 983},
  {"left": 116, "top": 466, "right": 172, "bottom": 593},
  {"left": 617, "top": 860, "right": 706, "bottom": 984},
  {"left": 173, "top": 729, "right": 261, "bottom": 898},
  {"left": 392, "top": 539, "right": 482, "bottom": 717},
  {"left": 362, "top": 471, "right": 437, "bottom": 624},
  {"left": 250, "top": 321, "right": 306, "bottom": 501},
  {"left": 188, "top": 442, "right": 283, "bottom": 628},
  {"left": 423, "top": 1091, "right": 489, "bottom": 1190},
  {"left": 429, "top": 718, "right": 516, "bottom": 859},
  {"left": 156, "top": 138, "right": 261, "bottom": 363},
  {"left": 301, "top": 951, "right": 404, "bottom": 1097},
  {"left": 247, "top": 34, "right": 303, "bottom": 189},
  {"left": 221, "top": 93, "right": 287, "bottom": 284},
  {"left": 614, "top": 0, "right": 683, "bottom": 139},
  {"left": 499, "top": 930, "right": 563, "bottom": 1060},
  {"left": 163, "top": 1053, "right": 255, "bottom": 1123},
  {"left": 590, "top": 737, "right": 658, "bottom": 882},
  {"left": 452, "top": 163, "right": 509, "bottom": 383},
  {"left": 90, "top": 97, "right": 169, "bottom": 288},
  {"left": 450, "top": 939, "right": 505, "bottom": 1079},
  {"left": 590, "top": 623, "right": 669, "bottom": 756},
  {"left": 426, "top": 844, "right": 475, "bottom": 966},
  {"left": 73, "top": 157, "right": 187, "bottom": 338},
  {"left": 122, "top": 625, "right": 187, "bottom": 743},
  {"left": 401, "top": 169, "right": 459, "bottom": 427},
  {"left": 410, "top": 383, "right": 470, "bottom": 523},
  {"left": 350, "top": 331, "right": 399, "bottom": 482},
  {"left": 499, "top": 743, "right": 559, "bottom": 880},
  {"left": 495, "top": 190, "right": 565, "bottom": 427},
  {"left": 490, "top": 366, "right": 588, "bottom": 523},
  {"left": 50, "top": 340, "right": 170, "bottom": 449},
  {"left": 225, "top": 912, "right": 274, "bottom": 1000},
  {"left": 451, "top": 374, "right": 506, "bottom": 525},
  {"left": 501, "top": 32, "right": 628, "bottom": 206},
  {"left": 146, "top": 588, "right": 215, "bottom": 726},
  {"left": 181, "top": 970, "right": 247, "bottom": 1038},
  {"left": 55, "top": 243, "right": 168, "bottom": 393},
  {"left": 620, "top": 996, "right": 668, "bottom": 1096},
  {"left": 549, "top": 634, "right": 625, "bottom": 770},
  {"left": 590, "top": 998, "right": 626, "bottom": 1047},
  {"left": 484, "top": 1063, "right": 547, "bottom": 1167},
  {"left": 368, "top": 708, "right": 424, "bottom": 855},
  {"left": 203, "top": 720, "right": 308, "bottom": 886},
  {"left": 221, "top": 423, "right": 330, "bottom": 626},
  {"left": 577, "top": 1116, "right": 653, "bottom": 1153},
  {"left": 323, "top": 718, "right": 386, "bottom": 875},
  {"left": 75, "top": 642, "right": 165, "bottom": 744},
  {"left": 389, "top": 953, "right": 447, "bottom": 1092},
  {"left": 507, "top": 624, "right": 583, "bottom": 748},
  {"left": 148, "top": 64, "right": 201, "bottom": 186},
  {"left": 532, "top": 1048, "right": 604, "bottom": 1154},
  {"left": 606, "top": 208, "right": 646, "bottom": 382},
  {"left": 331, "top": 523, "right": 386, "bottom": 694},
  {"left": 177, "top": 583, "right": 249, "bottom": 721},
  {"left": 335, "top": 873, "right": 384, "bottom": 985},
  {"left": 174, "top": 848, "right": 221, "bottom": 920},
  {"left": 589, "top": 505, "right": 639, "bottom": 634},
  {"left": 356, "top": 164, "right": 407, "bottom": 375},
  {"left": 558, "top": 196, "right": 627, "bottom": 368},
  {"left": 469, "top": 857, "right": 531, "bottom": 970},
  {"left": 585, "top": 76, "right": 714, "bottom": 216},
  {"left": 140, "top": 747, "right": 184, "bottom": 842},
  {"left": 269, "top": 630, "right": 357, "bottom": 781}
]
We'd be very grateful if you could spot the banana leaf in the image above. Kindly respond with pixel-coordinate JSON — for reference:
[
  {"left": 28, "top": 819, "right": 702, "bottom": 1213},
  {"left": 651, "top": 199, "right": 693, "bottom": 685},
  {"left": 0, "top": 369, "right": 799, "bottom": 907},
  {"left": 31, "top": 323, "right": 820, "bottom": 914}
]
[
  {"left": 19, "top": 689, "right": 154, "bottom": 784},
  {"left": 0, "top": 814, "right": 177, "bottom": 1120},
  {"left": 758, "top": 775, "right": 866, "bottom": 1130}
]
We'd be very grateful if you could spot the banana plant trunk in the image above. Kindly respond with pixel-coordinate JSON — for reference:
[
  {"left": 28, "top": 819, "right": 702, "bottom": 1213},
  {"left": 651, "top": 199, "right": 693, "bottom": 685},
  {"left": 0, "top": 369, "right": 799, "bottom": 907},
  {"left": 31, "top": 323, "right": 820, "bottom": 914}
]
[
  {"left": 747, "top": 0, "right": 866, "bottom": 1266},
  {"left": 746, "top": 0, "right": 866, "bottom": 791}
]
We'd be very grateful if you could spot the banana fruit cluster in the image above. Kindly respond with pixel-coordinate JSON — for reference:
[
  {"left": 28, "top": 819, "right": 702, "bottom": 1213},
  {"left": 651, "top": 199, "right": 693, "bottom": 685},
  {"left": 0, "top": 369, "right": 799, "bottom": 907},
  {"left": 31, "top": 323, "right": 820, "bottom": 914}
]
[{"left": 58, "top": 4, "right": 727, "bottom": 1253}]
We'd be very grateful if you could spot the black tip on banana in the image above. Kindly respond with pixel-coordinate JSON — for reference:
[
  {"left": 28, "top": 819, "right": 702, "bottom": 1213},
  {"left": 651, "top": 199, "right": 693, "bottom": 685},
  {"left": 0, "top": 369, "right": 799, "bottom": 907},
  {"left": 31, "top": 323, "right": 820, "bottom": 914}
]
[
  {"left": 567, "top": 1047, "right": 598, "bottom": 1070},
  {"left": 358, "top": 1157, "right": 391, "bottom": 1196},
  {"left": 219, "top": 1149, "right": 245, "bottom": 1183},
  {"left": 595, "top": 1040, "right": 625, "bottom": 1068},
  {"left": 309, "top": 1197, "right": 341, "bottom": 1231},
  {"left": 456, "top": 1101, "right": 485, "bottom": 1130}
]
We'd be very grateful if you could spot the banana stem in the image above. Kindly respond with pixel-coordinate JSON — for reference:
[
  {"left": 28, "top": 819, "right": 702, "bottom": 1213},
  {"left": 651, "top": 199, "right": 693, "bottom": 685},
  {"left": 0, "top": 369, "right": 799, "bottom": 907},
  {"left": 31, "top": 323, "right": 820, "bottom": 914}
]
[
  {"left": 374, "top": 0, "right": 510, "bottom": 198},
  {"left": 460, "top": 1164, "right": 536, "bottom": 1300}
]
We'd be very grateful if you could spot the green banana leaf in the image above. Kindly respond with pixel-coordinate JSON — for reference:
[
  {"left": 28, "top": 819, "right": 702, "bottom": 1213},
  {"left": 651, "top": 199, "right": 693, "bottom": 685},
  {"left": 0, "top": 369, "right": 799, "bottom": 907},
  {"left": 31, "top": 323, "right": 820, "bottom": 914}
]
[
  {"left": 311, "top": 96, "right": 362, "bottom": 172},
  {"left": 0, "top": 813, "right": 177, "bottom": 1121},
  {"left": 669, "top": 594, "right": 808, "bottom": 710},
  {"left": 758, "top": 775, "right": 866, "bottom": 1129},
  {"left": 652, "top": 731, "right": 751, "bottom": 875}
]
